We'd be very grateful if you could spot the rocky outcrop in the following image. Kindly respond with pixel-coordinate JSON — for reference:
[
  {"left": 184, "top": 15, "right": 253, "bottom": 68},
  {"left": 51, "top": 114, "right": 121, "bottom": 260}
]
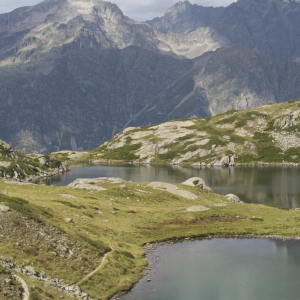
[
  {"left": 181, "top": 177, "right": 212, "bottom": 192},
  {"left": 0, "top": 139, "right": 69, "bottom": 181},
  {"left": 0, "top": 140, "right": 20, "bottom": 159},
  {"left": 68, "top": 177, "right": 124, "bottom": 190},
  {"left": 147, "top": 2, "right": 225, "bottom": 34},
  {"left": 214, "top": 154, "right": 238, "bottom": 167},
  {"left": 1, "top": 261, "right": 90, "bottom": 299},
  {"left": 146, "top": 182, "right": 179, "bottom": 190},
  {"left": 186, "top": 205, "right": 209, "bottom": 212},
  {"left": 146, "top": 181, "right": 198, "bottom": 200},
  {"left": 225, "top": 194, "right": 243, "bottom": 203},
  {"left": 273, "top": 110, "right": 300, "bottom": 129},
  {"left": 0, "top": 205, "right": 10, "bottom": 212}
]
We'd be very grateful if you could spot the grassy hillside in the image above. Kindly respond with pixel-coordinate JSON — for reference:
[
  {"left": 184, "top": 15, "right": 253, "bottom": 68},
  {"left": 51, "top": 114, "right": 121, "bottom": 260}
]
[
  {"left": 59, "top": 99, "right": 300, "bottom": 166},
  {"left": 1, "top": 178, "right": 300, "bottom": 299}
]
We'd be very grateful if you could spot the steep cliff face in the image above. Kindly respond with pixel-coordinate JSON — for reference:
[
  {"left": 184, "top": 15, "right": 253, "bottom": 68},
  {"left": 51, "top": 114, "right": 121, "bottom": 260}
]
[
  {"left": 146, "top": 1, "right": 225, "bottom": 34},
  {"left": 211, "top": 0, "right": 300, "bottom": 63}
]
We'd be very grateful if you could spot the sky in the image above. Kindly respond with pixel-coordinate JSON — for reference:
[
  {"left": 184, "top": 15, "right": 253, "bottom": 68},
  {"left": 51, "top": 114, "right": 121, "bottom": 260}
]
[{"left": 0, "top": 0, "right": 237, "bottom": 21}]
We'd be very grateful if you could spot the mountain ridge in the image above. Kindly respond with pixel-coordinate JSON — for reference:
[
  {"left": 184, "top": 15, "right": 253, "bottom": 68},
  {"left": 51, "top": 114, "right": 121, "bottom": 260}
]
[
  {"left": 68, "top": 99, "right": 300, "bottom": 166},
  {"left": 146, "top": 1, "right": 225, "bottom": 34}
]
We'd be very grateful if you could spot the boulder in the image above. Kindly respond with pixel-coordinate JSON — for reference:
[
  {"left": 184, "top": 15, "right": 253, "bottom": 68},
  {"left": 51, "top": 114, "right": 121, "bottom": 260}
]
[
  {"left": 69, "top": 183, "right": 107, "bottom": 191},
  {"left": 146, "top": 182, "right": 179, "bottom": 190},
  {"left": 181, "top": 177, "right": 205, "bottom": 187},
  {"left": 167, "top": 189, "right": 198, "bottom": 200},
  {"left": 64, "top": 218, "right": 73, "bottom": 223},
  {"left": 0, "top": 205, "right": 10, "bottom": 212},
  {"left": 24, "top": 266, "right": 37, "bottom": 276},
  {"left": 181, "top": 177, "right": 213, "bottom": 192},
  {"left": 214, "top": 160, "right": 223, "bottom": 167},
  {"left": 186, "top": 205, "right": 209, "bottom": 212},
  {"left": 58, "top": 162, "right": 69, "bottom": 173},
  {"left": 225, "top": 194, "right": 243, "bottom": 203},
  {"left": 220, "top": 156, "right": 230, "bottom": 165},
  {"left": 202, "top": 184, "right": 213, "bottom": 192},
  {"left": 59, "top": 194, "right": 78, "bottom": 199},
  {"left": 38, "top": 157, "right": 49, "bottom": 166}
]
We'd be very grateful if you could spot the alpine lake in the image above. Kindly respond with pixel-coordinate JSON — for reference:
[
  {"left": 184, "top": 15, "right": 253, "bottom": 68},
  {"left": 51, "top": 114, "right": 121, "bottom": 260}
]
[{"left": 37, "top": 164, "right": 300, "bottom": 300}]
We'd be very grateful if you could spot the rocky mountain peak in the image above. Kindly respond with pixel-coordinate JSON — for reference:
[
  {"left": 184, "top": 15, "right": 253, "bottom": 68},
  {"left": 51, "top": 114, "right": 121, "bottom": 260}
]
[
  {"left": 165, "top": 1, "right": 192, "bottom": 13},
  {"left": 146, "top": 1, "right": 225, "bottom": 34}
]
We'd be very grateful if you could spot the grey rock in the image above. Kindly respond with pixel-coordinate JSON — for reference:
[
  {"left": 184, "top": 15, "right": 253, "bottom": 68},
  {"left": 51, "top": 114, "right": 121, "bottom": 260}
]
[
  {"left": 167, "top": 189, "right": 198, "bottom": 200},
  {"left": 38, "top": 157, "right": 49, "bottom": 166},
  {"left": 202, "top": 184, "right": 213, "bottom": 192},
  {"left": 24, "top": 266, "right": 37, "bottom": 276},
  {"left": 64, "top": 218, "right": 73, "bottom": 223},
  {"left": 146, "top": 182, "right": 179, "bottom": 190},
  {"left": 147, "top": 1, "right": 225, "bottom": 34},
  {"left": 225, "top": 194, "right": 243, "bottom": 203},
  {"left": 186, "top": 205, "right": 209, "bottom": 212},
  {"left": 0, "top": 205, "right": 10, "bottom": 212},
  {"left": 181, "top": 177, "right": 206, "bottom": 187}
]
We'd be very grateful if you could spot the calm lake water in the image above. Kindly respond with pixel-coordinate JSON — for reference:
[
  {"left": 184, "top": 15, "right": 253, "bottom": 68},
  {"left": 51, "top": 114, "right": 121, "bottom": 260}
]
[
  {"left": 121, "top": 238, "right": 300, "bottom": 300},
  {"left": 38, "top": 164, "right": 300, "bottom": 208}
]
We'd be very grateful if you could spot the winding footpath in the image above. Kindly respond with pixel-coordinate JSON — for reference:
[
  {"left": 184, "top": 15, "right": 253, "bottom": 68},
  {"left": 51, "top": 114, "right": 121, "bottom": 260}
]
[
  {"left": 13, "top": 274, "right": 29, "bottom": 300},
  {"left": 77, "top": 241, "right": 114, "bottom": 285}
]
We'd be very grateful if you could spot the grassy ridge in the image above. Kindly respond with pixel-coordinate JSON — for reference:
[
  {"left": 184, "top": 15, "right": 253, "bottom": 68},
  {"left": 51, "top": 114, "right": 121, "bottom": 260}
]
[{"left": 61, "top": 99, "right": 300, "bottom": 165}]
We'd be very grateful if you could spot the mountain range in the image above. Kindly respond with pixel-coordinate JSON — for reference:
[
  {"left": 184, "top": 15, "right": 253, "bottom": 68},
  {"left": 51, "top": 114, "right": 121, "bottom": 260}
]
[{"left": 0, "top": 0, "right": 300, "bottom": 153}]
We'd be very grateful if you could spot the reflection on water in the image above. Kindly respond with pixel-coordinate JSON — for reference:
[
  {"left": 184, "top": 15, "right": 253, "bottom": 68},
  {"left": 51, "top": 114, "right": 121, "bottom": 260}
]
[
  {"left": 121, "top": 239, "right": 300, "bottom": 300},
  {"left": 37, "top": 164, "right": 300, "bottom": 208}
]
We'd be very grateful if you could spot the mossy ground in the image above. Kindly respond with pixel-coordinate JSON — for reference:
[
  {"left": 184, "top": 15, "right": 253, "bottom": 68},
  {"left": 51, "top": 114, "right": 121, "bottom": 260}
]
[{"left": 1, "top": 178, "right": 300, "bottom": 299}]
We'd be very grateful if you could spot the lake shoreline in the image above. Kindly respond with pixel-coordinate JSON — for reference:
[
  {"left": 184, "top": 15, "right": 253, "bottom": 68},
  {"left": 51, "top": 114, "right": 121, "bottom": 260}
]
[
  {"left": 66, "top": 160, "right": 300, "bottom": 168},
  {"left": 110, "top": 233, "right": 300, "bottom": 300}
]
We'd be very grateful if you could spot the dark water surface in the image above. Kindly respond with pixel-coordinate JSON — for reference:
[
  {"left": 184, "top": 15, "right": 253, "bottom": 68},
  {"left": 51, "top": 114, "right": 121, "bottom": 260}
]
[
  {"left": 38, "top": 164, "right": 300, "bottom": 208},
  {"left": 121, "top": 238, "right": 300, "bottom": 300}
]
